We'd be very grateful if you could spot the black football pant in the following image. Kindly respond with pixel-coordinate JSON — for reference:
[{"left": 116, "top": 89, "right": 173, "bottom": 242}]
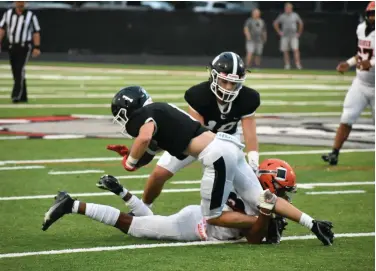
[{"left": 8, "top": 44, "right": 32, "bottom": 102}]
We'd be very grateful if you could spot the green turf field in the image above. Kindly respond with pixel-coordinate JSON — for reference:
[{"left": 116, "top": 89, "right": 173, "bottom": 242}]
[{"left": 0, "top": 62, "right": 374, "bottom": 271}]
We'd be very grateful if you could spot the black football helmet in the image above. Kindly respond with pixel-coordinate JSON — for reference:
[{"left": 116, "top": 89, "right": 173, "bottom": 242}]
[
  {"left": 209, "top": 52, "right": 246, "bottom": 103},
  {"left": 111, "top": 86, "right": 152, "bottom": 136}
]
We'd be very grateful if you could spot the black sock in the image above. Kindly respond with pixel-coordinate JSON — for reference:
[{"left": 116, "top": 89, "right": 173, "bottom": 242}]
[{"left": 332, "top": 149, "right": 339, "bottom": 156}]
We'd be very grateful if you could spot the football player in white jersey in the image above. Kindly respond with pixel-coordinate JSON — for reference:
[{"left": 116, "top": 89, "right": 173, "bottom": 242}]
[
  {"left": 42, "top": 159, "right": 334, "bottom": 246},
  {"left": 322, "top": 1, "right": 375, "bottom": 165}
]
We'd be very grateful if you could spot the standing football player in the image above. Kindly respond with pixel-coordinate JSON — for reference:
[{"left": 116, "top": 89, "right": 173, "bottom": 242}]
[
  {"left": 135, "top": 52, "right": 261, "bottom": 206},
  {"left": 322, "top": 2, "right": 375, "bottom": 165}
]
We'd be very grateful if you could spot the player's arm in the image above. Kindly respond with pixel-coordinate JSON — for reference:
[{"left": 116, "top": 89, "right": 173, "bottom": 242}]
[
  {"left": 337, "top": 55, "right": 359, "bottom": 73},
  {"left": 297, "top": 15, "right": 304, "bottom": 37},
  {"left": 242, "top": 208, "right": 272, "bottom": 244},
  {"left": 273, "top": 15, "right": 282, "bottom": 36},
  {"left": 124, "top": 121, "right": 155, "bottom": 171},
  {"left": 188, "top": 106, "right": 204, "bottom": 125},
  {"left": 0, "top": 12, "right": 6, "bottom": 47},
  {"left": 243, "top": 25, "right": 251, "bottom": 41},
  {"left": 241, "top": 114, "right": 259, "bottom": 171}
]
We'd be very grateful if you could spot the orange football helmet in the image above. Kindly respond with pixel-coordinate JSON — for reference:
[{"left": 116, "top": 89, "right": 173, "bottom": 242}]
[
  {"left": 366, "top": 1, "right": 375, "bottom": 11},
  {"left": 258, "top": 158, "right": 297, "bottom": 195}
]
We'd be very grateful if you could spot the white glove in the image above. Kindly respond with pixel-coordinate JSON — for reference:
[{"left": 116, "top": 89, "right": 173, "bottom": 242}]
[
  {"left": 259, "top": 189, "right": 277, "bottom": 211},
  {"left": 247, "top": 151, "right": 259, "bottom": 172}
]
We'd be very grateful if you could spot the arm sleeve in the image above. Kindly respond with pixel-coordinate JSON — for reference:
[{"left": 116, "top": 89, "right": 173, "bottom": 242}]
[
  {"left": 0, "top": 12, "right": 6, "bottom": 29},
  {"left": 184, "top": 87, "right": 205, "bottom": 116},
  {"left": 32, "top": 14, "right": 41, "bottom": 33}
]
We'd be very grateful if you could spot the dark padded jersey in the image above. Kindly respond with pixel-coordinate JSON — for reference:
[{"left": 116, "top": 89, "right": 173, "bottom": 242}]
[
  {"left": 126, "top": 102, "right": 208, "bottom": 159},
  {"left": 184, "top": 81, "right": 260, "bottom": 134}
]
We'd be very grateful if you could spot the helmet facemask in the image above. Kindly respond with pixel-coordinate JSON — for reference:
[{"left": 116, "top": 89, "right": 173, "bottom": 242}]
[
  {"left": 210, "top": 69, "right": 245, "bottom": 103},
  {"left": 113, "top": 108, "right": 129, "bottom": 137},
  {"left": 112, "top": 97, "right": 153, "bottom": 137}
]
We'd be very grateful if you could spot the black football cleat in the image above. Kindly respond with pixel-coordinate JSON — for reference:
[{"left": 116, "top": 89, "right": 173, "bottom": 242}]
[
  {"left": 311, "top": 220, "right": 334, "bottom": 246},
  {"left": 321, "top": 152, "right": 338, "bottom": 166},
  {"left": 42, "top": 191, "right": 74, "bottom": 231},
  {"left": 96, "top": 175, "right": 124, "bottom": 195}
]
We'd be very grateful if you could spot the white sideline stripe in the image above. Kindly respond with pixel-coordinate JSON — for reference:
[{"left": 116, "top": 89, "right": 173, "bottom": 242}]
[
  {"left": 0, "top": 165, "right": 45, "bottom": 171},
  {"left": 0, "top": 182, "right": 374, "bottom": 201},
  {"left": 0, "top": 92, "right": 347, "bottom": 99},
  {"left": 170, "top": 181, "right": 376, "bottom": 188},
  {"left": 70, "top": 111, "right": 372, "bottom": 120},
  {"left": 1, "top": 149, "right": 374, "bottom": 165},
  {"left": 305, "top": 190, "right": 366, "bottom": 195},
  {"left": 48, "top": 170, "right": 105, "bottom": 175},
  {"left": 0, "top": 64, "right": 355, "bottom": 80},
  {"left": 0, "top": 232, "right": 373, "bottom": 259},
  {"left": 116, "top": 174, "right": 150, "bottom": 179},
  {"left": 0, "top": 188, "right": 201, "bottom": 201},
  {"left": 0, "top": 101, "right": 347, "bottom": 109}
]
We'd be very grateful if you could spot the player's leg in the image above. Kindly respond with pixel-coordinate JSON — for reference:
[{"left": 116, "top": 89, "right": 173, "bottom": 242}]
[
  {"left": 128, "top": 205, "right": 205, "bottom": 241},
  {"left": 291, "top": 37, "right": 302, "bottom": 69},
  {"left": 97, "top": 175, "right": 153, "bottom": 216},
  {"left": 246, "top": 41, "right": 254, "bottom": 67},
  {"left": 254, "top": 43, "right": 263, "bottom": 68},
  {"left": 280, "top": 37, "right": 290, "bottom": 69},
  {"left": 142, "top": 152, "right": 196, "bottom": 205},
  {"left": 42, "top": 191, "right": 132, "bottom": 233},
  {"left": 322, "top": 79, "right": 369, "bottom": 165},
  {"left": 199, "top": 141, "right": 256, "bottom": 229}
]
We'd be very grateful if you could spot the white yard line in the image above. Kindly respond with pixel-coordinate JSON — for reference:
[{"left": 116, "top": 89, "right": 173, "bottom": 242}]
[
  {"left": 305, "top": 190, "right": 366, "bottom": 195},
  {"left": 0, "top": 188, "right": 201, "bottom": 201},
  {"left": 0, "top": 181, "right": 374, "bottom": 201},
  {"left": 48, "top": 170, "right": 105, "bottom": 175},
  {"left": 116, "top": 174, "right": 150, "bottom": 179},
  {"left": 0, "top": 232, "right": 372, "bottom": 259},
  {"left": 0, "top": 92, "right": 347, "bottom": 99},
  {"left": 1, "top": 149, "right": 373, "bottom": 165},
  {"left": 0, "top": 165, "right": 45, "bottom": 171},
  {"left": 0, "top": 64, "right": 354, "bottom": 80},
  {"left": 0, "top": 101, "right": 347, "bottom": 109}
]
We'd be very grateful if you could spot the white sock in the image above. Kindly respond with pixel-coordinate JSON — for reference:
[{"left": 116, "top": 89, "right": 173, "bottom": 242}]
[
  {"left": 299, "top": 213, "right": 314, "bottom": 229},
  {"left": 85, "top": 203, "right": 120, "bottom": 226},
  {"left": 126, "top": 195, "right": 154, "bottom": 216},
  {"left": 72, "top": 200, "right": 80, "bottom": 213}
]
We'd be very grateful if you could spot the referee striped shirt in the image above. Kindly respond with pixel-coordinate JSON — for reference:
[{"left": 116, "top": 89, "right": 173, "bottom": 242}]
[{"left": 0, "top": 8, "right": 40, "bottom": 45}]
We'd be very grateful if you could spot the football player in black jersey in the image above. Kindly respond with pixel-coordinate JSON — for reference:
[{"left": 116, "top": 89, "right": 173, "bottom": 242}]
[
  {"left": 142, "top": 52, "right": 261, "bottom": 207},
  {"left": 42, "top": 91, "right": 334, "bottom": 247}
]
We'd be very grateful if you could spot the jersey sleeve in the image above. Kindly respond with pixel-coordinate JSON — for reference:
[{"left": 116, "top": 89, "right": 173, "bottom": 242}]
[
  {"left": 244, "top": 18, "right": 251, "bottom": 29},
  {"left": 295, "top": 13, "right": 303, "bottom": 24},
  {"left": 31, "top": 14, "right": 41, "bottom": 33},
  {"left": 184, "top": 84, "right": 206, "bottom": 116},
  {"left": 0, "top": 11, "right": 6, "bottom": 29},
  {"left": 274, "top": 14, "right": 282, "bottom": 24},
  {"left": 240, "top": 89, "right": 260, "bottom": 119}
]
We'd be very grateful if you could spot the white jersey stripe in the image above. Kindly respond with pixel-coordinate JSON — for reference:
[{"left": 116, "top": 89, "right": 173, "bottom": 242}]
[{"left": 230, "top": 52, "right": 238, "bottom": 74}]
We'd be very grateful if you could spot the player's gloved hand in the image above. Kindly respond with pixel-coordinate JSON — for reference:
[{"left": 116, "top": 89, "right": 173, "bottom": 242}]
[
  {"left": 336, "top": 61, "right": 350, "bottom": 74},
  {"left": 247, "top": 151, "right": 259, "bottom": 172},
  {"left": 122, "top": 155, "right": 137, "bottom": 172},
  {"left": 259, "top": 189, "right": 277, "bottom": 211},
  {"left": 107, "top": 145, "right": 129, "bottom": 157},
  {"left": 357, "top": 60, "right": 372, "bottom": 71}
]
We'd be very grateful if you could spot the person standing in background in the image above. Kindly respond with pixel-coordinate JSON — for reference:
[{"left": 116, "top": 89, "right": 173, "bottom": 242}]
[
  {"left": 243, "top": 8, "right": 267, "bottom": 69},
  {"left": 273, "top": 3, "right": 303, "bottom": 70},
  {"left": 0, "top": 1, "right": 41, "bottom": 103}
]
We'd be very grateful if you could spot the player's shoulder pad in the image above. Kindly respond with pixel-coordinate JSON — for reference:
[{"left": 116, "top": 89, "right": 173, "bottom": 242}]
[
  {"left": 184, "top": 81, "right": 211, "bottom": 108},
  {"left": 237, "top": 86, "right": 261, "bottom": 114}
]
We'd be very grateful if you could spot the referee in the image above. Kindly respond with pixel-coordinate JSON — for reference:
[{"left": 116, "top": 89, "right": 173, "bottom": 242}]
[{"left": 0, "top": 1, "right": 41, "bottom": 103}]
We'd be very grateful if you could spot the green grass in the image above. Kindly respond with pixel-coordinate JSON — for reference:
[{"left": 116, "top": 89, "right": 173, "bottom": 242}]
[{"left": 0, "top": 62, "right": 373, "bottom": 270}]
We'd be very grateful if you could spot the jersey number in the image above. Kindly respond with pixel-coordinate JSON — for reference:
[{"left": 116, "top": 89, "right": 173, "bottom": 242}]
[
  {"left": 357, "top": 46, "right": 374, "bottom": 61},
  {"left": 206, "top": 120, "right": 237, "bottom": 132}
]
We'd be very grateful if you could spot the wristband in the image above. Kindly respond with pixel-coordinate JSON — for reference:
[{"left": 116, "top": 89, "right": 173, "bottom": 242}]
[
  {"left": 259, "top": 209, "right": 271, "bottom": 216},
  {"left": 126, "top": 156, "right": 139, "bottom": 168},
  {"left": 247, "top": 151, "right": 259, "bottom": 164},
  {"left": 34, "top": 45, "right": 40, "bottom": 50},
  {"left": 346, "top": 57, "right": 357, "bottom": 67}
]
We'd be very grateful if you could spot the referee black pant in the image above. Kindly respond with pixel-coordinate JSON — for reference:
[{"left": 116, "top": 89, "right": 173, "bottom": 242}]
[{"left": 8, "top": 43, "right": 32, "bottom": 103}]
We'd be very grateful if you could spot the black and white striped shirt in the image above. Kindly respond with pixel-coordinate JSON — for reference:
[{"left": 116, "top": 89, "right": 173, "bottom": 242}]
[{"left": 0, "top": 8, "right": 40, "bottom": 45}]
